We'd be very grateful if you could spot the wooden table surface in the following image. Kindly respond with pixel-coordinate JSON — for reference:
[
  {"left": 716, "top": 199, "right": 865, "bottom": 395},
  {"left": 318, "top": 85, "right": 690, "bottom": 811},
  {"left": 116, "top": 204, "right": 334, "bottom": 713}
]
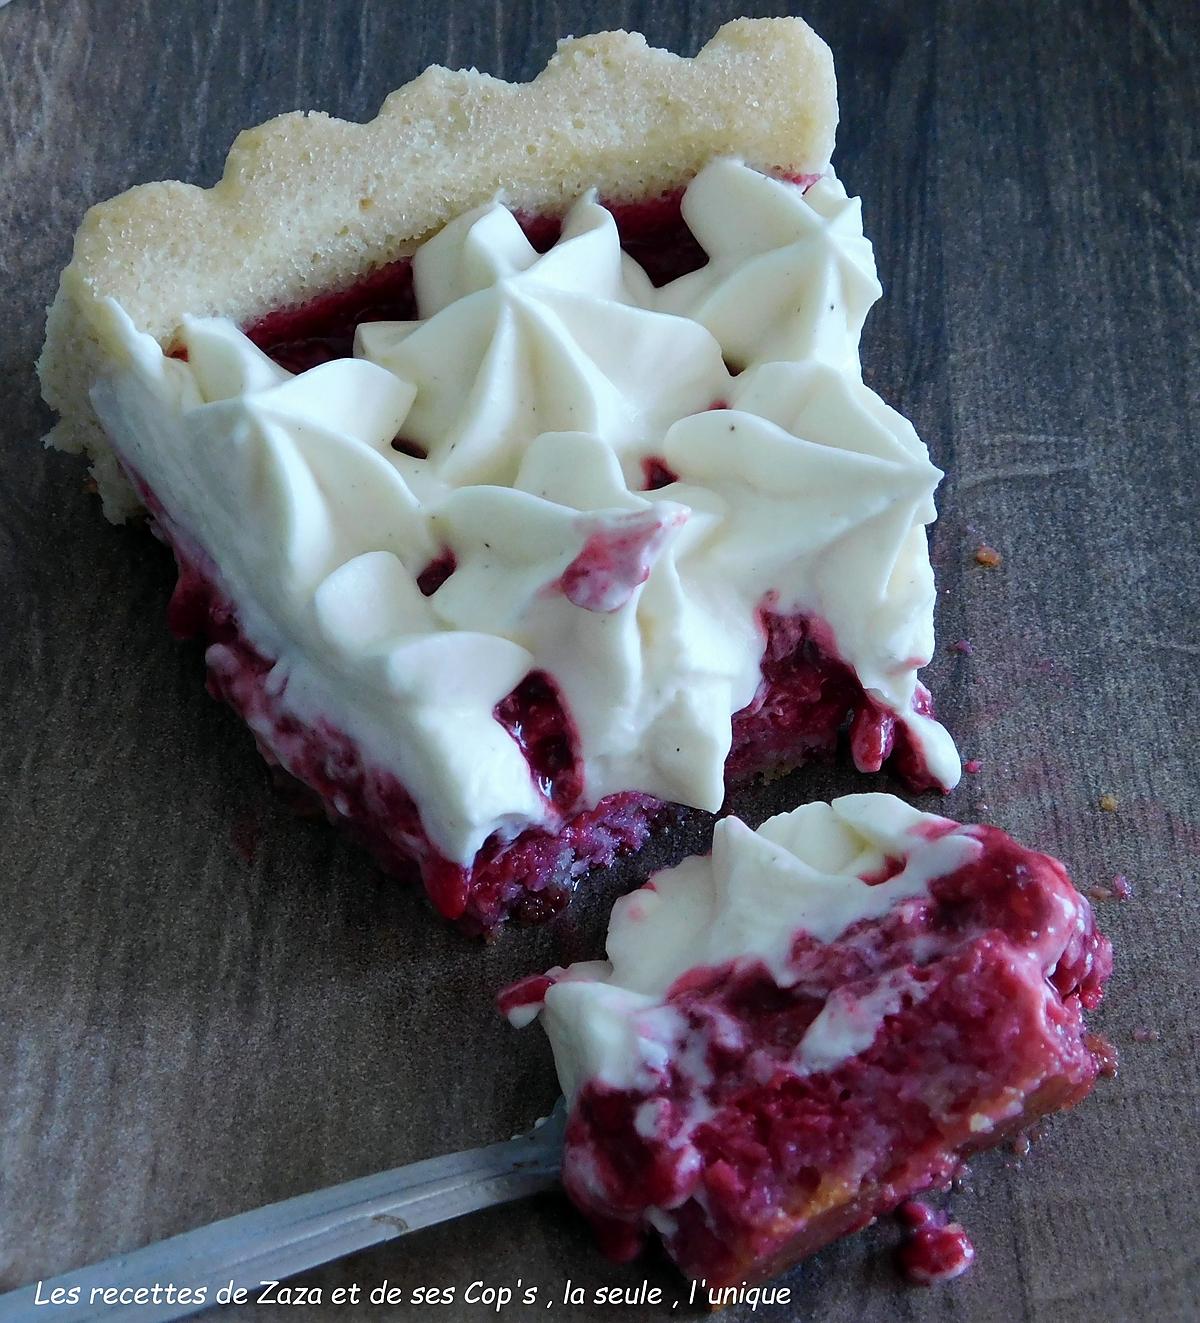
[{"left": 2, "top": 1, "right": 1197, "bottom": 1320}]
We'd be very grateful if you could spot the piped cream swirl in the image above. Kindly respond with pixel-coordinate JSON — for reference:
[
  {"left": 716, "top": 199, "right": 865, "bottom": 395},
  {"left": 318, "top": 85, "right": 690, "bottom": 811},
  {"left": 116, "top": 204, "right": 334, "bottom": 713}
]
[
  {"left": 87, "top": 161, "right": 958, "bottom": 864},
  {"left": 511, "top": 794, "right": 983, "bottom": 1101}
]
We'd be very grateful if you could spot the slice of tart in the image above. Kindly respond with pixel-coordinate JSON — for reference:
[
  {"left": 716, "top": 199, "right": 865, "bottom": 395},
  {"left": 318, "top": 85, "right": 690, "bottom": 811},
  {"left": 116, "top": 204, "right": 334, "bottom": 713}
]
[
  {"left": 500, "top": 794, "right": 1113, "bottom": 1286},
  {"left": 39, "top": 19, "right": 960, "bottom": 933}
]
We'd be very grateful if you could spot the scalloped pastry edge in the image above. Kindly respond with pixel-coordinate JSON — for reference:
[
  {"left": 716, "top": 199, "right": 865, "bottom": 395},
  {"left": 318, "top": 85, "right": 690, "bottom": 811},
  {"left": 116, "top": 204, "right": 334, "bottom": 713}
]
[{"left": 37, "top": 17, "right": 837, "bottom": 520}]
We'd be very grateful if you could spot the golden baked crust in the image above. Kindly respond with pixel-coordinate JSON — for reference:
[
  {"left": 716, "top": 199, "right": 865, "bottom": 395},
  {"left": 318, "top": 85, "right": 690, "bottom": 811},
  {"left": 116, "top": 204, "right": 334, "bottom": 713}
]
[{"left": 38, "top": 18, "right": 837, "bottom": 519}]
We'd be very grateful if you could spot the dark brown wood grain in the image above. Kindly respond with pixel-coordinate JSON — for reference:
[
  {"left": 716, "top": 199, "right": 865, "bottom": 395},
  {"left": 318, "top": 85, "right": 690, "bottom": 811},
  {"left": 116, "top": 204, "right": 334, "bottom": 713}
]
[{"left": 1, "top": 1, "right": 1197, "bottom": 1320}]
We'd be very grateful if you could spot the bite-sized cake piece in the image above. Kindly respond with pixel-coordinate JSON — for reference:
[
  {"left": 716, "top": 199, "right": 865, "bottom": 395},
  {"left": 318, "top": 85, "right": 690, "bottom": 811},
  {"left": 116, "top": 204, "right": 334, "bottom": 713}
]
[
  {"left": 39, "top": 20, "right": 959, "bottom": 933},
  {"left": 501, "top": 795, "right": 1113, "bottom": 1285}
]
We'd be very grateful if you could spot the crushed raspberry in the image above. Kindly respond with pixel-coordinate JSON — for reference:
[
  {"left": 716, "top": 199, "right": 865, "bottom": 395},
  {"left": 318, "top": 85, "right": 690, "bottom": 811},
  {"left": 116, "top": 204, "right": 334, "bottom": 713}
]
[
  {"left": 898, "top": 1219, "right": 975, "bottom": 1285},
  {"left": 493, "top": 672, "right": 583, "bottom": 810},
  {"left": 590, "top": 189, "right": 707, "bottom": 287},
  {"left": 898, "top": 1199, "right": 939, "bottom": 1230},
  {"left": 727, "top": 612, "right": 943, "bottom": 793},
  {"left": 247, "top": 188, "right": 707, "bottom": 368},
  {"left": 155, "top": 519, "right": 943, "bottom": 932},
  {"left": 640, "top": 457, "right": 679, "bottom": 491},
  {"left": 911, "top": 817, "right": 964, "bottom": 844},
  {"left": 416, "top": 549, "right": 456, "bottom": 597},
  {"left": 849, "top": 701, "right": 897, "bottom": 772},
  {"left": 422, "top": 856, "right": 470, "bottom": 922},
  {"left": 497, "top": 974, "right": 555, "bottom": 1021},
  {"left": 547, "top": 831, "right": 1111, "bottom": 1287},
  {"left": 245, "top": 175, "right": 820, "bottom": 367},
  {"left": 158, "top": 522, "right": 669, "bottom": 932},
  {"left": 557, "top": 510, "right": 684, "bottom": 612},
  {"left": 860, "top": 855, "right": 905, "bottom": 885},
  {"left": 247, "top": 259, "right": 418, "bottom": 370}
]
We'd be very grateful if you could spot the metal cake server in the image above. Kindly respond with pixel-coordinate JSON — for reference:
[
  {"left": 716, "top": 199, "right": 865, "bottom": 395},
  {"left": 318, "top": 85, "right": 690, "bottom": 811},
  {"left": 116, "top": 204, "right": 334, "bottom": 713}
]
[{"left": 0, "top": 1101, "right": 566, "bottom": 1323}]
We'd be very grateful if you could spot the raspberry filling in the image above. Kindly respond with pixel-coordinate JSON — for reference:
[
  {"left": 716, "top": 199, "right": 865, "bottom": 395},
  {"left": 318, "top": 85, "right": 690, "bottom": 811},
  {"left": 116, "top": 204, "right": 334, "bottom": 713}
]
[
  {"left": 161, "top": 528, "right": 936, "bottom": 933},
  {"left": 143, "top": 178, "right": 943, "bottom": 933},
  {"left": 640, "top": 457, "right": 679, "bottom": 491},
  {"left": 164, "top": 535, "right": 666, "bottom": 935},
  {"left": 896, "top": 1202, "right": 975, "bottom": 1285},
  {"left": 536, "top": 831, "right": 1111, "bottom": 1285},
  {"left": 245, "top": 190, "right": 716, "bottom": 371},
  {"left": 243, "top": 182, "right": 820, "bottom": 364},
  {"left": 493, "top": 673, "right": 583, "bottom": 810},
  {"left": 556, "top": 510, "right": 685, "bottom": 613}
]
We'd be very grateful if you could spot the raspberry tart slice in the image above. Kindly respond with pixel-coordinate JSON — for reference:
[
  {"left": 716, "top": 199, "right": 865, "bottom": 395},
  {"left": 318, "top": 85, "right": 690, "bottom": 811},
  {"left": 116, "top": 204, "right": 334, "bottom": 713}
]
[
  {"left": 39, "top": 19, "right": 960, "bottom": 933},
  {"left": 501, "top": 795, "right": 1113, "bottom": 1286}
]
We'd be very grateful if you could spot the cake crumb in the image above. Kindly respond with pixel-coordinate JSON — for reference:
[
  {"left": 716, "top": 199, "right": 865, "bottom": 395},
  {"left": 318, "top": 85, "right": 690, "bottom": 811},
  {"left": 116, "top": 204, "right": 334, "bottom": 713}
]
[
  {"left": 1112, "top": 873, "right": 1132, "bottom": 900},
  {"left": 963, "top": 759, "right": 983, "bottom": 775},
  {"left": 1132, "top": 1027, "right": 1161, "bottom": 1043},
  {"left": 1098, "top": 792, "right": 1119, "bottom": 813},
  {"left": 974, "top": 545, "right": 1002, "bottom": 567},
  {"left": 950, "top": 638, "right": 975, "bottom": 656}
]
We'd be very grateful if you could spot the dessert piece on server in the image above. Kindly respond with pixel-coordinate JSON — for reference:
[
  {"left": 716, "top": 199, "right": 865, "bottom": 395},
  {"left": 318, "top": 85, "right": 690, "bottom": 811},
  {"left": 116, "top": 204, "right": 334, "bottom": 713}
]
[
  {"left": 39, "top": 20, "right": 959, "bottom": 932},
  {"left": 501, "top": 795, "right": 1113, "bottom": 1285}
]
